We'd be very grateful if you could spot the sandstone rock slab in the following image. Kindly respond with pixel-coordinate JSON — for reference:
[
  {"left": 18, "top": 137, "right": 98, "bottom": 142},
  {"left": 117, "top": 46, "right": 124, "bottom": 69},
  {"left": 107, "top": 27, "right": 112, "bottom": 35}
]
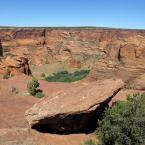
[{"left": 25, "top": 79, "right": 124, "bottom": 133}]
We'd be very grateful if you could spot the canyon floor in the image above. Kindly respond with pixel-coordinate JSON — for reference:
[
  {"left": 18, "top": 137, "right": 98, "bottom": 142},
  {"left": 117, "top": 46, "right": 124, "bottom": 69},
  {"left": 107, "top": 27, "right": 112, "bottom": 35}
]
[
  {"left": 0, "top": 74, "right": 97, "bottom": 145},
  {"left": 0, "top": 64, "right": 144, "bottom": 145}
]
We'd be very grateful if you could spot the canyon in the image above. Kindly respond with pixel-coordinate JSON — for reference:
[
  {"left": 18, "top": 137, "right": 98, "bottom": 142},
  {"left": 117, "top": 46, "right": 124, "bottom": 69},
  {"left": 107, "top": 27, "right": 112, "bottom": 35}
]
[
  {"left": 1, "top": 27, "right": 145, "bottom": 145},
  {"left": 0, "top": 28, "right": 145, "bottom": 68}
]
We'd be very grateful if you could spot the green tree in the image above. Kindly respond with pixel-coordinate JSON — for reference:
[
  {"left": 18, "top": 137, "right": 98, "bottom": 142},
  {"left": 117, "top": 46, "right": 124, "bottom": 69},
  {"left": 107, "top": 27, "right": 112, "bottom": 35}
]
[
  {"left": 97, "top": 93, "right": 145, "bottom": 145},
  {"left": 27, "top": 77, "right": 39, "bottom": 96}
]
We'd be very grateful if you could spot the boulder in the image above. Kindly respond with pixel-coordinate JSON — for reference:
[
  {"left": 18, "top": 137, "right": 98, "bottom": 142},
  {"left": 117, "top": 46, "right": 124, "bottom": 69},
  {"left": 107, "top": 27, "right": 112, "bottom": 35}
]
[{"left": 25, "top": 79, "right": 124, "bottom": 133}]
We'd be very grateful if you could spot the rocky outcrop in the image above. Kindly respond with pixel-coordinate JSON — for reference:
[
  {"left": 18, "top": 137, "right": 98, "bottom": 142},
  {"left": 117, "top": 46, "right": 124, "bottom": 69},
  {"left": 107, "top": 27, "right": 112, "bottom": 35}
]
[
  {"left": 126, "top": 73, "right": 145, "bottom": 90},
  {"left": 109, "top": 89, "right": 144, "bottom": 106},
  {"left": 25, "top": 79, "right": 124, "bottom": 133},
  {"left": 0, "top": 28, "right": 145, "bottom": 69},
  {"left": 0, "top": 49, "right": 31, "bottom": 75}
]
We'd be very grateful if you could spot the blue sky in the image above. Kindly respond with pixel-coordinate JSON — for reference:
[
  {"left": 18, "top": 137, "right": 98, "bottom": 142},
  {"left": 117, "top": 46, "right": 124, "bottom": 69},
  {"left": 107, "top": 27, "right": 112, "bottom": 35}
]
[{"left": 0, "top": 0, "right": 144, "bottom": 29}]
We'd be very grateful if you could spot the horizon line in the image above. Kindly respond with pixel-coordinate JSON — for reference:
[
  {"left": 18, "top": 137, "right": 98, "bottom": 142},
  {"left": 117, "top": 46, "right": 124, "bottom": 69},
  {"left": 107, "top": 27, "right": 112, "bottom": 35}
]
[{"left": 0, "top": 25, "right": 145, "bottom": 30}]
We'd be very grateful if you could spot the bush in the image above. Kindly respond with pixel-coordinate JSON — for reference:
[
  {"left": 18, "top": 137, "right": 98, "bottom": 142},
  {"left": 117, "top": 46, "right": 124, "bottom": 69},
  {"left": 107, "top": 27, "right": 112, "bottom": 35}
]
[
  {"left": 41, "top": 73, "right": 46, "bottom": 78},
  {"left": 11, "top": 86, "right": 19, "bottom": 94},
  {"left": 27, "top": 77, "right": 45, "bottom": 98},
  {"left": 35, "top": 91, "right": 45, "bottom": 98},
  {"left": 84, "top": 140, "right": 97, "bottom": 145},
  {"left": 44, "top": 70, "right": 90, "bottom": 82},
  {"left": 3, "top": 74, "right": 11, "bottom": 79},
  {"left": 3, "top": 73, "right": 15, "bottom": 79},
  {"left": 27, "top": 77, "right": 39, "bottom": 96},
  {"left": 96, "top": 93, "right": 145, "bottom": 145}
]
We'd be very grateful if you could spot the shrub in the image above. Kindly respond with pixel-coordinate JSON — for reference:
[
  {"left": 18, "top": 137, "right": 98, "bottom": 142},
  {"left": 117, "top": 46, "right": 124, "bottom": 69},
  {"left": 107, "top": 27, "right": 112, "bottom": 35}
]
[
  {"left": 96, "top": 93, "right": 145, "bottom": 145},
  {"left": 3, "top": 73, "right": 14, "bottom": 79},
  {"left": 3, "top": 74, "right": 11, "bottom": 79},
  {"left": 27, "top": 77, "right": 45, "bottom": 98},
  {"left": 84, "top": 140, "right": 97, "bottom": 145},
  {"left": 35, "top": 91, "right": 45, "bottom": 98},
  {"left": 11, "top": 86, "right": 19, "bottom": 94},
  {"left": 41, "top": 73, "right": 46, "bottom": 78},
  {"left": 44, "top": 70, "right": 90, "bottom": 82},
  {"left": 27, "top": 77, "right": 39, "bottom": 96}
]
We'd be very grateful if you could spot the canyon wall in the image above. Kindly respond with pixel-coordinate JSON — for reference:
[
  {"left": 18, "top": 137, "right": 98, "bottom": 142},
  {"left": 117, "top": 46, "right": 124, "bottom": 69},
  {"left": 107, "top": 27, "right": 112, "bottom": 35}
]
[{"left": 0, "top": 28, "right": 145, "bottom": 69}]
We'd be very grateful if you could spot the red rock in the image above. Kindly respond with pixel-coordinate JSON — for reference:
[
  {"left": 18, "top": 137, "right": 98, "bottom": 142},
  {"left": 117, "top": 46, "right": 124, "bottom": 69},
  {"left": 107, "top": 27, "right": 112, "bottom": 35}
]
[
  {"left": 0, "top": 49, "right": 31, "bottom": 75},
  {"left": 0, "top": 28, "right": 145, "bottom": 69},
  {"left": 25, "top": 79, "right": 124, "bottom": 133},
  {"left": 69, "top": 58, "right": 81, "bottom": 68}
]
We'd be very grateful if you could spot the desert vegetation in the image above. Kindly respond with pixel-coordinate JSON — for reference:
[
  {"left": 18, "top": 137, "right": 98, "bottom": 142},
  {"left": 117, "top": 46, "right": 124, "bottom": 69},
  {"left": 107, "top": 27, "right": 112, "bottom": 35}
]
[
  {"left": 3, "top": 73, "right": 14, "bottom": 79},
  {"left": 84, "top": 93, "right": 145, "bottom": 145},
  {"left": 84, "top": 139, "right": 97, "bottom": 145},
  {"left": 27, "top": 77, "right": 45, "bottom": 98},
  {"left": 44, "top": 70, "right": 90, "bottom": 82}
]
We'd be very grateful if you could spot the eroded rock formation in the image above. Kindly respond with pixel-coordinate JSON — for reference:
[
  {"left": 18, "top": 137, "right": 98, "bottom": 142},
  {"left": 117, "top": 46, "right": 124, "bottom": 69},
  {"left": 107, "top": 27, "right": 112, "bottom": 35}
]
[
  {"left": 25, "top": 79, "right": 124, "bottom": 133},
  {"left": 0, "top": 28, "right": 145, "bottom": 69},
  {"left": 0, "top": 49, "right": 31, "bottom": 75}
]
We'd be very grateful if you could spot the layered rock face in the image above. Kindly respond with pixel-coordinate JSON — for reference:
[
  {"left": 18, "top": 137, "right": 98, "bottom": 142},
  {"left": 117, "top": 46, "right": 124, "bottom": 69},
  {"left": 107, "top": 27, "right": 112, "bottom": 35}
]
[
  {"left": 0, "top": 49, "right": 31, "bottom": 75},
  {"left": 0, "top": 28, "right": 145, "bottom": 68},
  {"left": 25, "top": 79, "right": 124, "bottom": 133}
]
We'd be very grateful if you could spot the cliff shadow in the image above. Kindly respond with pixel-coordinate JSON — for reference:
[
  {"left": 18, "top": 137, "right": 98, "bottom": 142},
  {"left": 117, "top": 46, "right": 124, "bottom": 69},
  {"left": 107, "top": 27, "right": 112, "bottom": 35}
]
[{"left": 0, "top": 40, "right": 3, "bottom": 57}]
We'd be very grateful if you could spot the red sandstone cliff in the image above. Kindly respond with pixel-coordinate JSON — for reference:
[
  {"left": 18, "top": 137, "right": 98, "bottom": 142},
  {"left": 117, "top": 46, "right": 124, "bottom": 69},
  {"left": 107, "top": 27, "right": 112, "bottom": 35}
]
[{"left": 0, "top": 28, "right": 145, "bottom": 69}]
